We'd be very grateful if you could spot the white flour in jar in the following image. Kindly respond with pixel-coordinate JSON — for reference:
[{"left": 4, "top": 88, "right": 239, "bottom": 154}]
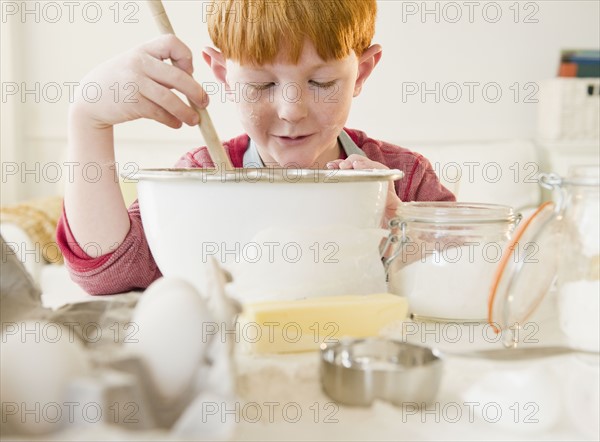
[
  {"left": 388, "top": 244, "right": 500, "bottom": 320},
  {"left": 557, "top": 279, "right": 600, "bottom": 352}
]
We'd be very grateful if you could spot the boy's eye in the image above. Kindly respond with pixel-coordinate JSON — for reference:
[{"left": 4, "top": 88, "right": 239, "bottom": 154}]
[
  {"left": 310, "top": 80, "right": 337, "bottom": 89},
  {"left": 246, "top": 82, "right": 275, "bottom": 91}
]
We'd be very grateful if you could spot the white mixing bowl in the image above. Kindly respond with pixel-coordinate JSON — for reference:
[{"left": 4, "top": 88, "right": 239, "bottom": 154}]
[{"left": 131, "top": 168, "right": 403, "bottom": 299}]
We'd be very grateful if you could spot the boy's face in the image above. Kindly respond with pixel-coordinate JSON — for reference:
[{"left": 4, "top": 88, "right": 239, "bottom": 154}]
[{"left": 205, "top": 40, "right": 381, "bottom": 168}]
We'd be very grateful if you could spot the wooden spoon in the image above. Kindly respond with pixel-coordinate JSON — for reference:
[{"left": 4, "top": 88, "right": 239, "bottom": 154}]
[{"left": 146, "top": 0, "right": 234, "bottom": 171}]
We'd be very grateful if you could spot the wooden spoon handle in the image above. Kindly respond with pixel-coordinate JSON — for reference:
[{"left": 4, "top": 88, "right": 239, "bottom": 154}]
[{"left": 146, "top": 0, "right": 234, "bottom": 171}]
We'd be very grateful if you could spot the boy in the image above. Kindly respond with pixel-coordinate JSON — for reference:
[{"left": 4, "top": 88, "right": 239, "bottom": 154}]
[{"left": 57, "top": 0, "right": 454, "bottom": 295}]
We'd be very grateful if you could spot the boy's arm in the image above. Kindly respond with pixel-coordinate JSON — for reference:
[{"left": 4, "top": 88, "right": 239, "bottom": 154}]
[
  {"left": 63, "top": 35, "right": 208, "bottom": 257},
  {"left": 57, "top": 35, "right": 209, "bottom": 295},
  {"left": 63, "top": 112, "right": 131, "bottom": 258},
  {"left": 56, "top": 201, "right": 162, "bottom": 295},
  {"left": 401, "top": 155, "right": 456, "bottom": 202}
]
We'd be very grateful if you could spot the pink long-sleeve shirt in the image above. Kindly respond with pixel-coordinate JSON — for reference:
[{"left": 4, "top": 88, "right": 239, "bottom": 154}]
[{"left": 57, "top": 128, "right": 455, "bottom": 295}]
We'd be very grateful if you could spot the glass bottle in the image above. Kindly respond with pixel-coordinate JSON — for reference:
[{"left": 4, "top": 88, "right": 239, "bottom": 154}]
[{"left": 543, "top": 165, "right": 600, "bottom": 352}]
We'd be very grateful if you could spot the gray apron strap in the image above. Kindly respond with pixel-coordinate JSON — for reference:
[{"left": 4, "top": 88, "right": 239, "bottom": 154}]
[
  {"left": 242, "top": 130, "right": 366, "bottom": 168},
  {"left": 242, "top": 139, "right": 266, "bottom": 168},
  {"left": 338, "top": 129, "right": 367, "bottom": 158}
]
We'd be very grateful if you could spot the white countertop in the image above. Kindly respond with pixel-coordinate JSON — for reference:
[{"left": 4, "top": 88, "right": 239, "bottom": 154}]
[{"left": 27, "top": 266, "right": 600, "bottom": 441}]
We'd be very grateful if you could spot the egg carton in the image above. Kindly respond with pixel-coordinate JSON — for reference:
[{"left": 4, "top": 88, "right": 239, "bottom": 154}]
[{"left": 0, "top": 244, "right": 239, "bottom": 440}]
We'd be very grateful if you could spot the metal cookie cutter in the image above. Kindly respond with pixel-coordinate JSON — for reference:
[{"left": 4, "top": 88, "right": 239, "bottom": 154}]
[{"left": 320, "top": 338, "right": 443, "bottom": 407}]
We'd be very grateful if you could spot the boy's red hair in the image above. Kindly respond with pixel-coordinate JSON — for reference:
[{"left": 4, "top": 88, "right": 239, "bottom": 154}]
[{"left": 206, "top": 0, "right": 377, "bottom": 64}]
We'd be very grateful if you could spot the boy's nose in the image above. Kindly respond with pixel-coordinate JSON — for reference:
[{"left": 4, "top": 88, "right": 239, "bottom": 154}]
[{"left": 277, "top": 88, "right": 309, "bottom": 123}]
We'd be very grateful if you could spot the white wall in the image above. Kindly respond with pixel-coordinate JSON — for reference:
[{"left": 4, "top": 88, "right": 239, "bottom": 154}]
[{"left": 1, "top": 0, "right": 599, "bottom": 204}]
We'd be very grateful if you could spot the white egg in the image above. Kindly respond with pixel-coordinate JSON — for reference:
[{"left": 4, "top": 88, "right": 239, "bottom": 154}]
[
  {"left": 0, "top": 321, "right": 89, "bottom": 436},
  {"left": 125, "top": 277, "right": 213, "bottom": 403}
]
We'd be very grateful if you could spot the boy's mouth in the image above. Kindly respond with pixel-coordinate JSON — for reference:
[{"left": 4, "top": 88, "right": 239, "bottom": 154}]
[{"left": 274, "top": 134, "right": 313, "bottom": 145}]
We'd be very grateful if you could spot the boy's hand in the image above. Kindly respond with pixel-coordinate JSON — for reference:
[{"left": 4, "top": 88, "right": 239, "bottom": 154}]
[
  {"left": 71, "top": 35, "right": 209, "bottom": 130},
  {"left": 326, "top": 154, "right": 401, "bottom": 224}
]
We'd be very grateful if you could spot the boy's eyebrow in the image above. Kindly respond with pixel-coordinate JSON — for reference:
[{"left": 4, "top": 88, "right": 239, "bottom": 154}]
[{"left": 242, "top": 62, "right": 337, "bottom": 73}]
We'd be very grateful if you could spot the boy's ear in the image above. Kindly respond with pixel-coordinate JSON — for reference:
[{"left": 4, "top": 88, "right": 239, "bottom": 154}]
[
  {"left": 202, "top": 47, "right": 228, "bottom": 85},
  {"left": 353, "top": 44, "right": 383, "bottom": 97}
]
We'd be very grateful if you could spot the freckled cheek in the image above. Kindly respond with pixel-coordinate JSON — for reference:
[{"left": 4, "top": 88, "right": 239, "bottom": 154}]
[
  {"left": 317, "top": 95, "right": 353, "bottom": 128},
  {"left": 237, "top": 101, "right": 271, "bottom": 129}
]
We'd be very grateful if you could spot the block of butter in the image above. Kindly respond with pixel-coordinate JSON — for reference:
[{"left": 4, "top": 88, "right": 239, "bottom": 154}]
[{"left": 236, "top": 294, "right": 408, "bottom": 354}]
